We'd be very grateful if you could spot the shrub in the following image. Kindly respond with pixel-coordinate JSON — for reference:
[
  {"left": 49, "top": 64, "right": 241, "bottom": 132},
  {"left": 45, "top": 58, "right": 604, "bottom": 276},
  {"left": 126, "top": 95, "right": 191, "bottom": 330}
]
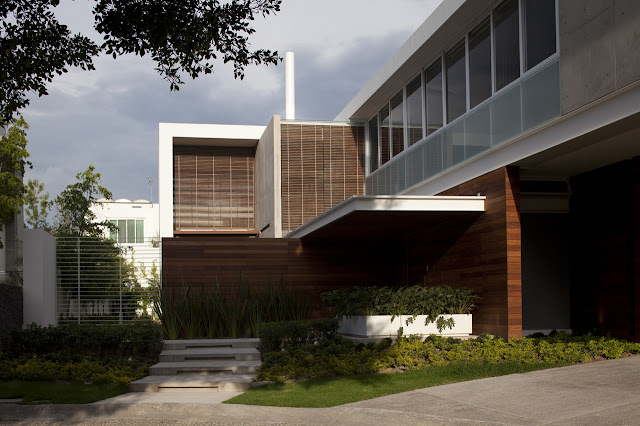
[
  {"left": 321, "top": 285, "right": 479, "bottom": 330},
  {"left": 258, "top": 318, "right": 339, "bottom": 354},
  {"left": 7, "top": 322, "right": 163, "bottom": 361},
  {"left": 156, "top": 278, "right": 313, "bottom": 339},
  {"left": 256, "top": 332, "right": 640, "bottom": 382}
]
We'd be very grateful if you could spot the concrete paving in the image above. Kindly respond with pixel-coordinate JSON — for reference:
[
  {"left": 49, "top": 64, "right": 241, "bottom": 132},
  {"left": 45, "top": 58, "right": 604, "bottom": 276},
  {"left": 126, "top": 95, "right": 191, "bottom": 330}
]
[{"left": 1, "top": 356, "right": 639, "bottom": 425}]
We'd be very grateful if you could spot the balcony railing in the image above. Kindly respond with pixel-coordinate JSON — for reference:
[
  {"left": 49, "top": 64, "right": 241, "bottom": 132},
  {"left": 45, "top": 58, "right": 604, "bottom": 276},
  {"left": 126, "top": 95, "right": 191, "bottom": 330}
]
[{"left": 366, "top": 58, "right": 561, "bottom": 195}]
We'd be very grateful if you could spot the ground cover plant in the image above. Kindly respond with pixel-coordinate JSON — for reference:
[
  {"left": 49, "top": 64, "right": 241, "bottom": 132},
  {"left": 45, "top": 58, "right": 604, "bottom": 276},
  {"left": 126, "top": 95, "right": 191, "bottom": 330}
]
[
  {"left": 0, "top": 323, "right": 162, "bottom": 387},
  {"left": 155, "top": 277, "right": 312, "bottom": 339},
  {"left": 255, "top": 332, "right": 640, "bottom": 382},
  {"left": 226, "top": 332, "right": 640, "bottom": 407},
  {"left": 258, "top": 318, "right": 339, "bottom": 354},
  {"left": 321, "top": 285, "right": 478, "bottom": 330}
]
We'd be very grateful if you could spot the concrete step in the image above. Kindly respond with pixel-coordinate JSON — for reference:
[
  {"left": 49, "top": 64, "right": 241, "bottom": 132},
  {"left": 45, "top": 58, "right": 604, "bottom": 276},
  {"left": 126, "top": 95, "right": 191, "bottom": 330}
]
[
  {"left": 130, "top": 373, "right": 258, "bottom": 392},
  {"left": 150, "top": 360, "right": 261, "bottom": 376},
  {"left": 159, "top": 347, "right": 260, "bottom": 362},
  {"left": 163, "top": 338, "right": 260, "bottom": 351}
]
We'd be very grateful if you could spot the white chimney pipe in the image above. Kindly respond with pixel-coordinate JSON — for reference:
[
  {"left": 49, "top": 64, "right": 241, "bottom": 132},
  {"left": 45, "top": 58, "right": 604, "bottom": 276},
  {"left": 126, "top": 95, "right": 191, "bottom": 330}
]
[{"left": 285, "top": 51, "right": 295, "bottom": 120}]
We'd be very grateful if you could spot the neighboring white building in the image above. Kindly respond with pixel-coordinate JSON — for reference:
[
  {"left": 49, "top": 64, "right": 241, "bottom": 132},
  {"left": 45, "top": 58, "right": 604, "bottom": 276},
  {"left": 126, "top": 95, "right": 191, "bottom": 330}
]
[{"left": 90, "top": 198, "right": 161, "bottom": 287}]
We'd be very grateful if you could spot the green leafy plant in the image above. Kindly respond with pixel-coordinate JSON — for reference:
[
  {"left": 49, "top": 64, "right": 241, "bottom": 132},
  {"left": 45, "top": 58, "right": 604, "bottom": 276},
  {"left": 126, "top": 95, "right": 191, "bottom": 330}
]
[
  {"left": 155, "top": 277, "right": 313, "bottom": 339},
  {"left": 258, "top": 318, "right": 339, "bottom": 354},
  {"left": 256, "top": 332, "right": 640, "bottom": 382},
  {"left": 321, "top": 285, "right": 479, "bottom": 331}
]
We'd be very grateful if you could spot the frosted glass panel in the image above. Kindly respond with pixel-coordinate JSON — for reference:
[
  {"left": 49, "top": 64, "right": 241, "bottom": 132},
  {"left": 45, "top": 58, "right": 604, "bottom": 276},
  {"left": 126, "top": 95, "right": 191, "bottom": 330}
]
[
  {"left": 491, "top": 85, "right": 521, "bottom": 146},
  {"left": 445, "top": 120, "right": 465, "bottom": 167},
  {"left": 424, "top": 133, "right": 444, "bottom": 179},
  {"left": 522, "top": 60, "right": 560, "bottom": 131},
  {"left": 407, "top": 144, "right": 424, "bottom": 188},
  {"left": 365, "top": 59, "right": 560, "bottom": 196},
  {"left": 465, "top": 103, "right": 491, "bottom": 159}
]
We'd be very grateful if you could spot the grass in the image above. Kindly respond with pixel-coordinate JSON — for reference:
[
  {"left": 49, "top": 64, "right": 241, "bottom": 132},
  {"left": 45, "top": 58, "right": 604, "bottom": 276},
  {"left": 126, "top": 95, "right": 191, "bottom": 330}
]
[
  {"left": 0, "top": 381, "right": 130, "bottom": 404},
  {"left": 225, "top": 361, "right": 560, "bottom": 407}
]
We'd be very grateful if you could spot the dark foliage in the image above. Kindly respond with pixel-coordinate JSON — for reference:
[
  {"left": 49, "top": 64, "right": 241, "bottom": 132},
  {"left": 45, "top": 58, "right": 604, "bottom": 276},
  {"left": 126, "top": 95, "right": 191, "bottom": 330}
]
[
  {"left": 258, "top": 318, "right": 339, "bottom": 354},
  {"left": 0, "top": 0, "right": 281, "bottom": 120}
]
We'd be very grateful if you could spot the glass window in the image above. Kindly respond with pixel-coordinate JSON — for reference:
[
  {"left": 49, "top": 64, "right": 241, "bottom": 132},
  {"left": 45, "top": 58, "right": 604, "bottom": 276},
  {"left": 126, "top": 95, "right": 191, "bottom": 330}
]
[
  {"left": 425, "top": 59, "right": 443, "bottom": 135},
  {"left": 468, "top": 18, "right": 492, "bottom": 109},
  {"left": 390, "top": 92, "right": 404, "bottom": 157},
  {"left": 380, "top": 106, "right": 390, "bottom": 165},
  {"left": 109, "top": 220, "right": 118, "bottom": 240},
  {"left": 368, "top": 117, "right": 379, "bottom": 173},
  {"left": 136, "top": 219, "right": 144, "bottom": 243},
  {"left": 127, "top": 219, "right": 135, "bottom": 243},
  {"left": 117, "top": 220, "right": 126, "bottom": 243},
  {"left": 524, "top": 0, "right": 556, "bottom": 71},
  {"left": 445, "top": 39, "right": 467, "bottom": 123},
  {"left": 494, "top": 0, "right": 520, "bottom": 91},
  {"left": 406, "top": 76, "right": 423, "bottom": 146}
]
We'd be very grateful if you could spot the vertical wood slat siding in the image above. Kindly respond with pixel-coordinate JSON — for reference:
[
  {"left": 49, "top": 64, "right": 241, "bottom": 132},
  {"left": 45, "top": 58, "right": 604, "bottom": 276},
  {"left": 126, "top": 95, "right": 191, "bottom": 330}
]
[
  {"left": 417, "top": 167, "right": 522, "bottom": 339},
  {"left": 281, "top": 124, "right": 365, "bottom": 235},
  {"left": 162, "top": 237, "right": 395, "bottom": 318},
  {"left": 174, "top": 146, "right": 255, "bottom": 231}
]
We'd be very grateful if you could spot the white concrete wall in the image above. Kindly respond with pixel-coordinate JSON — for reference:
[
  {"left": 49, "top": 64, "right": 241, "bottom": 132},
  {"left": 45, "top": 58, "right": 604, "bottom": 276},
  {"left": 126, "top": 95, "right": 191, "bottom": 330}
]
[
  {"left": 254, "top": 116, "right": 282, "bottom": 237},
  {"left": 158, "top": 122, "right": 265, "bottom": 239},
  {"left": 23, "top": 229, "right": 56, "bottom": 327}
]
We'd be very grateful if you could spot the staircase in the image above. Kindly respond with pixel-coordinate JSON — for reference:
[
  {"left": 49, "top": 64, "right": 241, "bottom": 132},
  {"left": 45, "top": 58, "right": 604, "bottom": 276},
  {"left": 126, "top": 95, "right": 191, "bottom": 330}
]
[{"left": 130, "top": 338, "right": 262, "bottom": 392}]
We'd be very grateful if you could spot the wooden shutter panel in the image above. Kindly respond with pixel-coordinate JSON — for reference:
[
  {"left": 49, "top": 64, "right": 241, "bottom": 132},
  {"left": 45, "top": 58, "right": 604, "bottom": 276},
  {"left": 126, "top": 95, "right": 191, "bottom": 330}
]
[{"left": 173, "top": 146, "right": 255, "bottom": 232}]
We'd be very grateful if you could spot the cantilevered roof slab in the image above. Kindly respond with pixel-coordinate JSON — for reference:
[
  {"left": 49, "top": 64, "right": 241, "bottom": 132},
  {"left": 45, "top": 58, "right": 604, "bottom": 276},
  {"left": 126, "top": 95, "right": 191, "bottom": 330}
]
[{"left": 286, "top": 195, "right": 485, "bottom": 242}]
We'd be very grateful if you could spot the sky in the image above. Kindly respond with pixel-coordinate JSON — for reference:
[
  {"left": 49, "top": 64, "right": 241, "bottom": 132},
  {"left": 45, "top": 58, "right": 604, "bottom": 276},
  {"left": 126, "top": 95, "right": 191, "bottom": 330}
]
[{"left": 21, "top": 0, "right": 443, "bottom": 204}]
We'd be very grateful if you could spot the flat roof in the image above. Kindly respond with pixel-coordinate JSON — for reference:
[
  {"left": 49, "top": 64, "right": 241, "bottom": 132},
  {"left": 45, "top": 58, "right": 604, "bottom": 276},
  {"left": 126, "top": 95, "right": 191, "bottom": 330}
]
[
  {"left": 159, "top": 123, "right": 266, "bottom": 147},
  {"left": 286, "top": 195, "right": 485, "bottom": 241}
]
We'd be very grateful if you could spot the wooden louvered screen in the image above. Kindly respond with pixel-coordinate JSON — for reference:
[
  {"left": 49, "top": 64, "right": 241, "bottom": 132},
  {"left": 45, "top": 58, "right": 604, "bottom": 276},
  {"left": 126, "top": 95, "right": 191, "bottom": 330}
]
[
  {"left": 174, "top": 146, "right": 255, "bottom": 231},
  {"left": 281, "top": 123, "right": 365, "bottom": 235}
]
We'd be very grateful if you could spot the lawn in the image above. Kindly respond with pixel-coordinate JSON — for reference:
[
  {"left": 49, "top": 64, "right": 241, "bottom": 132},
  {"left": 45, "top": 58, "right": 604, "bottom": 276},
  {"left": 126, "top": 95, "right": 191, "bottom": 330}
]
[
  {"left": 225, "top": 361, "right": 559, "bottom": 407},
  {"left": 0, "top": 381, "right": 130, "bottom": 404}
]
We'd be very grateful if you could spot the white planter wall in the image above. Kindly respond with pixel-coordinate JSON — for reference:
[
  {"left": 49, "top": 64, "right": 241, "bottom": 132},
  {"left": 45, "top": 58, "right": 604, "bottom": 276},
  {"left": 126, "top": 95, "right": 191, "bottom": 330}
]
[{"left": 338, "top": 314, "right": 472, "bottom": 337}]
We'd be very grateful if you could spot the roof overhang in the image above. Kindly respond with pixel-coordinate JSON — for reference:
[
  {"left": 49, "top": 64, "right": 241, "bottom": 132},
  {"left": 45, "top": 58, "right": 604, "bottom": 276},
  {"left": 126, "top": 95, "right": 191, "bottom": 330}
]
[{"left": 286, "top": 195, "right": 485, "bottom": 242}]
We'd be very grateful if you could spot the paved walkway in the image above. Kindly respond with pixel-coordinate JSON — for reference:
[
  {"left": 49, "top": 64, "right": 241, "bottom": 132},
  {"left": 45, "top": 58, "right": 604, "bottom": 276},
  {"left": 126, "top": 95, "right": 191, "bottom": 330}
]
[{"left": 1, "top": 356, "right": 639, "bottom": 425}]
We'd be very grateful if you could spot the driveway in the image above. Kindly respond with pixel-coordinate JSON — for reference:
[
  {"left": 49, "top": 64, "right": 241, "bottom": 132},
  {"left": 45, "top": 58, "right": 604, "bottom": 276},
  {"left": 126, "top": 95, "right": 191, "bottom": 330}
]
[{"left": 1, "top": 356, "right": 639, "bottom": 425}]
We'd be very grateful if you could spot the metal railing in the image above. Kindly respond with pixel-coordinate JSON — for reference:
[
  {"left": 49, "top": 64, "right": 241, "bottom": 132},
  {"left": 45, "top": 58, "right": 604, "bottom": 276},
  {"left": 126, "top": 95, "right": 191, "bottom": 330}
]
[{"left": 56, "top": 237, "right": 161, "bottom": 324}]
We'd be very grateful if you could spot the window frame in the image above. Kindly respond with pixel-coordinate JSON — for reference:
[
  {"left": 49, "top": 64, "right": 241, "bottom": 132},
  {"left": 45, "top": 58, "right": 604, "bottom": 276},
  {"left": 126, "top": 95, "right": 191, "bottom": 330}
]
[{"left": 365, "top": 0, "right": 559, "bottom": 178}]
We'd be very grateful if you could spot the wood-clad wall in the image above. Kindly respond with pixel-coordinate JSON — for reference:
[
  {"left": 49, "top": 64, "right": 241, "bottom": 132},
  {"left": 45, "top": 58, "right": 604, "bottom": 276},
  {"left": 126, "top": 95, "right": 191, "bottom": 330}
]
[
  {"left": 570, "top": 158, "right": 640, "bottom": 340},
  {"left": 412, "top": 167, "right": 522, "bottom": 338},
  {"left": 173, "top": 146, "right": 255, "bottom": 232},
  {"left": 161, "top": 236, "right": 396, "bottom": 318},
  {"left": 162, "top": 167, "right": 522, "bottom": 338},
  {"left": 280, "top": 123, "right": 365, "bottom": 235}
]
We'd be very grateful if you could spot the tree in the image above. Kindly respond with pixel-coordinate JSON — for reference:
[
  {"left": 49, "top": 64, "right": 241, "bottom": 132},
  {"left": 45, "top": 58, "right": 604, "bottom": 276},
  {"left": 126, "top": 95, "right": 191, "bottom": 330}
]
[
  {"left": 0, "top": 117, "right": 30, "bottom": 249},
  {"left": 24, "top": 178, "right": 52, "bottom": 230},
  {"left": 0, "top": 0, "right": 282, "bottom": 121},
  {"left": 53, "top": 164, "right": 114, "bottom": 237}
]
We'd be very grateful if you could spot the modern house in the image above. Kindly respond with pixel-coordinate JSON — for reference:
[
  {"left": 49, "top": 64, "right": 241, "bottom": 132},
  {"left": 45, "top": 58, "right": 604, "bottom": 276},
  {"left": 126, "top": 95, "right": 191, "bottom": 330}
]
[{"left": 159, "top": 0, "right": 640, "bottom": 340}]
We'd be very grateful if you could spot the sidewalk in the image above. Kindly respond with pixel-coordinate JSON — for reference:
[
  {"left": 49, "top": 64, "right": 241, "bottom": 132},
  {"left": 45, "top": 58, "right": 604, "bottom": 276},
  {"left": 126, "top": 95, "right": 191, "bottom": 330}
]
[{"left": 1, "top": 356, "right": 639, "bottom": 425}]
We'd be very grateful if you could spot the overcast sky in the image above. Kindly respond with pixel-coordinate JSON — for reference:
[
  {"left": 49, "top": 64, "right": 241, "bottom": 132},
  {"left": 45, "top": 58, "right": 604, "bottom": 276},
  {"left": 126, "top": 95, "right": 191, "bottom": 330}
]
[{"left": 21, "top": 0, "right": 443, "bottom": 203}]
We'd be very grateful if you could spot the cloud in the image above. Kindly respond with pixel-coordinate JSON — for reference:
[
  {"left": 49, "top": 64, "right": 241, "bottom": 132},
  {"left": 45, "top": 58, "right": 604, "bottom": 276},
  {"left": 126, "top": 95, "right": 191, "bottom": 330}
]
[{"left": 21, "top": 0, "right": 443, "bottom": 201}]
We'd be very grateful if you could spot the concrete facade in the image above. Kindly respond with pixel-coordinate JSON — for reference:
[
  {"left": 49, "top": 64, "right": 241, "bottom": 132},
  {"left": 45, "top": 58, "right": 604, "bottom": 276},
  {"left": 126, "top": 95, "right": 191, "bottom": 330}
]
[
  {"left": 254, "top": 116, "right": 282, "bottom": 238},
  {"left": 559, "top": 0, "right": 640, "bottom": 114},
  {"left": 22, "top": 229, "right": 56, "bottom": 327}
]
